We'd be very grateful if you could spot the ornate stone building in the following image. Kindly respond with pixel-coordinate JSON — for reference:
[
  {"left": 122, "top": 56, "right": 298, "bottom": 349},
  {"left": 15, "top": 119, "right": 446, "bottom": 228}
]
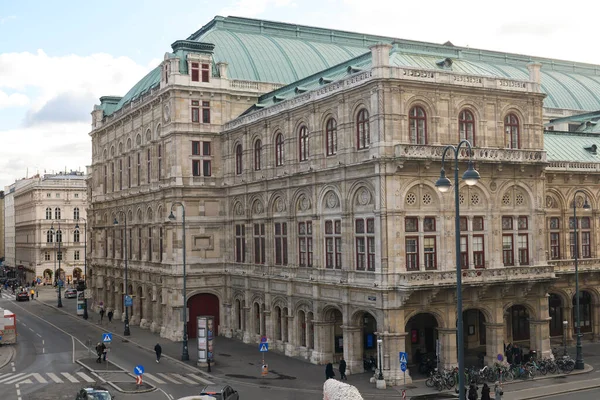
[{"left": 88, "top": 16, "right": 600, "bottom": 385}]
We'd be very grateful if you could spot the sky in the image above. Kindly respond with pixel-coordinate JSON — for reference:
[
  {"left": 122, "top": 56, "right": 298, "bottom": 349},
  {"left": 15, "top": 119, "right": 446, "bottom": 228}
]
[{"left": 1, "top": 0, "right": 600, "bottom": 189}]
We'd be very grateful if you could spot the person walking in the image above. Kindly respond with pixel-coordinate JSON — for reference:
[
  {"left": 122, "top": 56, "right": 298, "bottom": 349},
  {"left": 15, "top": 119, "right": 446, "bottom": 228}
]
[
  {"left": 99, "top": 307, "right": 105, "bottom": 324},
  {"left": 325, "top": 362, "right": 335, "bottom": 380},
  {"left": 154, "top": 343, "right": 162, "bottom": 363},
  {"left": 95, "top": 342, "right": 103, "bottom": 363},
  {"left": 494, "top": 382, "right": 503, "bottom": 400},
  {"left": 339, "top": 357, "right": 347, "bottom": 381},
  {"left": 30, "top": 288, "right": 35, "bottom": 300},
  {"left": 468, "top": 381, "right": 478, "bottom": 400},
  {"left": 107, "top": 309, "right": 113, "bottom": 323},
  {"left": 481, "top": 383, "right": 491, "bottom": 400}
]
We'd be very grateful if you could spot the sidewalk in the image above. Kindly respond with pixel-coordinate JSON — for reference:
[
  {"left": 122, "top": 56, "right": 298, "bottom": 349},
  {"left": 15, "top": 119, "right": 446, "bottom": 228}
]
[{"left": 0, "top": 345, "right": 15, "bottom": 369}]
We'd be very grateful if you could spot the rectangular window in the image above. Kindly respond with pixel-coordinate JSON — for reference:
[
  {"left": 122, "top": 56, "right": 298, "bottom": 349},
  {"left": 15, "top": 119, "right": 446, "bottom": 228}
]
[
  {"left": 202, "top": 101, "right": 211, "bottom": 123},
  {"left": 570, "top": 232, "right": 576, "bottom": 258},
  {"left": 128, "top": 229, "right": 132, "bottom": 261},
  {"left": 518, "top": 216, "right": 528, "bottom": 230},
  {"left": 550, "top": 232, "right": 560, "bottom": 260},
  {"left": 74, "top": 250, "right": 79, "bottom": 261},
  {"left": 203, "top": 160, "right": 211, "bottom": 177},
  {"left": 148, "top": 227, "right": 153, "bottom": 262},
  {"left": 137, "top": 153, "right": 141, "bottom": 186},
  {"left": 502, "top": 235, "right": 514, "bottom": 266},
  {"left": 103, "top": 165, "right": 107, "bottom": 194},
  {"left": 111, "top": 230, "right": 115, "bottom": 259},
  {"left": 127, "top": 156, "right": 131, "bottom": 187},
  {"left": 159, "top": 227, "right": 163, "bottom": 262},
  {"left": 203, "top": 142, "right": 211, "bottom": 156},
  {"left": 104, "top": 232, "right": 108, "bottom": 257},
  {"left": 121, "top": 229, "right": 125, "bottom": 260},
  {"left": 325, "top": 219, "right": 342, "bottom": 269},
  {"left": 254, "top": 223, "right": 265, "bottom": 264},
  {"left": 138, "top": 227, "right": 142, "bottom": 260},
  {"left": 405, "top": 217, "right": 418, "bottom": 232},
  {"left": 518, "top": 234, "right": 529, "bottom": 265},
  {"left": 192, "top": 160, "right": 201, "bottom": 177},
  {"left": 274, "top": 222, "right": 288, "bottom": 265},
  {"left": 473, "top": 217, "right": 484, "bottom": 231},
  {"left": 191, "top": 62, "right": 199, "bottom": 82},
  {"left": 355, "top": 218, "right": 375, "bottom": 271},
  {"left": 460, "top": 236, "right": 468, "bottom": 269},
  {"left": 118, "top": 159, "right": 123, "bottom": 190},
  {"left": 192, "top": 141, "right": 201, "bottom": 155},
  {"left": 201, "top": 63, "right": 210, "bottom": 82},
  {"left": 423, "top": 236, "right": 437, "bottom": 270},
  {"left": 473, "top": 235, "right": 485, "bottom": 268},
  {"left": 147, "top": 148, "right": 151, "bottom": 183},
  {"left": 298, "top": 222, "right": 313, "bottom": 267},
  {"left": 157, "top": 145, "right": 162, "bottom": 180},
  {"left": 582, "top": 231, "right": 591, "bottom": 258},
  {"left": 57, "top": 251, "right": 63, "bottom": 261},
  {"left": 192, "top": 100, "right": 200, "bottom": 123},
  {"left": 405, "top": 237, "right": 419, "bottom": 271},
  {"left": 460, "top": 217, "right": 468, "bottom": 232},
  {"left": 111, "top": 162, "right": 115, "bottom": 192},
  {"left": 423, "top": 217, "right": 435, "bottom": 232},
  {"left": 235, "top": 224, "right": 245, "bottom": 263},
  {"left": 502, "top": 216, "right": 513, "bottom": 230}
]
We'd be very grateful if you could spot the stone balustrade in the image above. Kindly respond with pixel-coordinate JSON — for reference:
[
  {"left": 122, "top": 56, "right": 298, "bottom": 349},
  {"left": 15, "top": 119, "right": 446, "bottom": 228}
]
[
  {"left": 394, "top": 144, "right": 546, "bottom": 164},
  {"left": 548, "top": 258, "right": 600, "bottom": 273}
]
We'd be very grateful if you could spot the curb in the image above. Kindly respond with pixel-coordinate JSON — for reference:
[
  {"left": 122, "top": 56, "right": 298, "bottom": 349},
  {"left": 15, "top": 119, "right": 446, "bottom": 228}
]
[
  {"left": 0, "top": 346, "right": 15, "bottom": 370},
  {"left": 512, "top": 382, "right": 600, "bottom": 400},
  {"left": 106, "top": 381, "right": 155, "bottom": 394},
  {"left": 76, "top": 357, "right": 156, "bottom": 393}
]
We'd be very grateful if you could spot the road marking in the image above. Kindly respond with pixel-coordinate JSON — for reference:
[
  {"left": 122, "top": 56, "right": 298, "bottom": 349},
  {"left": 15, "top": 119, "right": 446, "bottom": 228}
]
[
  {"left": 171, "top": 374, "right": 196, "bottom": 384},
  {"left": 185, "top": 373, "right": 214, "bottom": 385},
  {"left": 17, "top": 379, "right": 32, "bottom": 384},
  {"left": 31, "top": 373, "right": 47, "bottom": 384},
  {"left": 28, "top": 328, "right": 34, "bottom": 332},
  {"left": 143, "top": 373, "right": 166, "bottom": 384},
  {"left": 46, "top": 373, "right": 63, "bottom": 383},
  {"left": 0, "top": 374, "right": 25, "bottom": 384},
  {"left": 61, "top": 372, "right": 78, "bottom": 383},
  {"left": 76, "top": 372, "right": 95, "bottom": 383},
  {"left": 36, "top": 333, "right": 41, "bottom": 338},
  {"left": 156, "top": 373, "right": 181, "bottom": 384},
  {"left": 11, "top": 362, "right": 15, "bottom": 373}
]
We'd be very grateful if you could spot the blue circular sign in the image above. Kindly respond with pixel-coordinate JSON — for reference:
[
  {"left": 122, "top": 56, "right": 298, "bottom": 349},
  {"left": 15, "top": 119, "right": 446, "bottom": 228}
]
[
  {"left": 400, "top": 363, "right": 407, "bottom": 372},
  {"left": 134, "top": 365, "right": 145, "bottom": 375},
  {"left": 497, "top": 354, "right": 504, "bottom": 362}
]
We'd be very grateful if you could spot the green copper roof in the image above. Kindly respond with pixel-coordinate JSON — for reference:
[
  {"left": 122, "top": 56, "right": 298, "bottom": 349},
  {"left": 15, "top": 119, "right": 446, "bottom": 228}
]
[
  {"left": 112, "top": 67, "right": 161, "bottom": 113},
  {"left": 544, "top": 131, "right": 600, "bottom": 162}
]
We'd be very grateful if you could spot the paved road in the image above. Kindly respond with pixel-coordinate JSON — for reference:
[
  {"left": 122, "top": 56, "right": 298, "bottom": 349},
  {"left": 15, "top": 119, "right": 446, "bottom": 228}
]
[{"left": 544, "top": 387, "right": 600, "bottom": 400}]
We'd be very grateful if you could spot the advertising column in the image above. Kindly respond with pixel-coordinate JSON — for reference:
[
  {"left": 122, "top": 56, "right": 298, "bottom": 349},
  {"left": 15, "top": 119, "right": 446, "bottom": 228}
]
[{"left": 197, "top": 316, "right": 214, "bottom": 366}]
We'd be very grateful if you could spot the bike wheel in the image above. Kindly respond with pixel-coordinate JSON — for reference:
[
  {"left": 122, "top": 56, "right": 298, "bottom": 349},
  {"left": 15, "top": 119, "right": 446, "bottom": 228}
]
[
  {"left": 565, "top": 361, "right": 575, "bottom": 373},
  {"left": 426, "top": 377, "right": 435, "bottom": 387},
  {"left": 548, "top": 363, "right": 558, "bottom": 374},
  {"left": 435, "top": 380, "right": 444, "bottom": 392},
  {"left": 539, "top": 365, "right": 547, "bottom": 375},
  {"left": 445, "top": 376, "right": 456, "bottom": 389},
  {"left": 504, "top": 371, "right": 514, "bottom": 382}
]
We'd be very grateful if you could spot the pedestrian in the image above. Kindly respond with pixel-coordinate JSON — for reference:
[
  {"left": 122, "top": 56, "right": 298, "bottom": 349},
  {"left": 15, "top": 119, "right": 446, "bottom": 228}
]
[
  {"left": 494, "top": 381, "right": 503, "bottom": 400},
  {"left": 339, "top": 357, "right": 347, "bottom": 381},
  {"left": 99, "top": 307, "right": 105, "bottom": 324},
  {"left": 101, "top": 342, "right": 107, "bottom": 362},
  {"left": 30, "top": 288, "right": 34, "bottom": 300},
  {"left": 481, "top": 382, "right": 491, "bottom": 400},
  {"left": 468, "top": 381, "right": 478, "bottom": 400},
  {"left": 154, "top": 343, "right": 162, "bottom": 363},
  {"left": 207, "top": 358, "right": 211, "bottom": 372},
  {"left": 325, "top": 362, "right": 335, "bottom": 380},
  {"left": 107, "top": 309, "right": 113, "bottom": 323},
  {"left": 95, "top": 342, "right": 103, "bottom": 363}
]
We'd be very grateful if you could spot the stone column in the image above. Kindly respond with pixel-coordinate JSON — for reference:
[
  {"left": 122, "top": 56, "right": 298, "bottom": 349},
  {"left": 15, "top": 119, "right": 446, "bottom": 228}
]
[
  {"left": 485, "top": 323, "right": 505, "bottom": 365},
  {"left": 592, "top": 304, "right": 600, "bottom": 342},
  {"left": 264, "top": 310, "right": 272, "bottom": 341},
  {"left": 285, "top": 315, "right": 297, "bottom": 356},
  {"left": 311, "top": 321, "right": 332, "bottom": 364},
  {"left": 113, "top": 286, "right": 121, "bottom": 320},
  {"left": 222, "top": 303, "right": 233, "bottom": 338},
  {"left": 530, "top": 319, "right": 552, "bottom": 359},
  {"left": 343, "top": 325, "right": 363, "bottom": 374},
  {"left": 379, "top": 332, "right": 412, "bottom": 385},
  {"left": 437, "top": 328, "right": 458, "bottom": 369},
  {"left": 242, "top": 307, "right": 252, "bottom": 343},
  {"left": 140, "top": 293, "right": 152, "bottom": 329}
]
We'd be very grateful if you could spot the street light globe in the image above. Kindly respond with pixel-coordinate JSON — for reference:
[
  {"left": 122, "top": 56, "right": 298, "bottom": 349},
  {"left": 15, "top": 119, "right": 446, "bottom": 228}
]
[
  {"left": 462, "top": 161, "right": 480, "bottom": 186},
  {"left": 583, "top": 200, "right": 591, "bottom": 211},
  {"left": 435, "top": 169, "right": 452, "bottom": 193}
]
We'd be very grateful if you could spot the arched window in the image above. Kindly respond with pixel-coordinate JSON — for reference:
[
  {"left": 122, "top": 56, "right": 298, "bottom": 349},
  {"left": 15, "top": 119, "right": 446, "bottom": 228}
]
[
  {"left": 504, "top": 113, "right": 520, "bottom": 149},
  {"left": 459, "top": 109, "right": 475, "bottom": 145},
  {"left": 46, "top": 231, "right": 53, "bottom": 243},
  {"left": 55, "top": 207, "right": 61, "bottom": 220},
  {"left": 254, "top": 140, "right": 262, "bottom": 171},
  {"left": 573, "top": 291, "right": 592, "bottom": 333},
  {"left": 56, "top": 230, "right": 62, "bottom": 243},
  {"left": 298, "top": 126, "right": 309, "bottom": 161},
  {"left": 356, "top": 109, "right": 370, "bottom": 149},
  {"left": 235, "top": 144, "right": 243, "bottom": 175},
  {"left": 275, "top": 133, "right": 285, "bottom": 166},
  {"left": 45, "top": 207, "right": 52, "bottom": 220},
  {"left": 73, "top": 207, "right": 80, "bottom": 220},
  {"left": 74, "top": 229, "right": 80, "bottom": 243},
  {"left": 326, "top": 118, "right": 337, "bottom": 156},
  {"left": 409, "top": 106, "right": 427, "bottom": 144}
]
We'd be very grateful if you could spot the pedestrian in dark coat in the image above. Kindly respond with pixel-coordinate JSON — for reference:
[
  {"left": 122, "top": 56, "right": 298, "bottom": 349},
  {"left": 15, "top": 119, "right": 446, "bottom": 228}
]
[
  {"left": 107, "top": 310, "right": 113, "bottom": 323},
  {"left": 325, "top": 362, "right": 335, "bottom": 380},
  {"left": 154, "top": 343, "right": 162, "bottom": 363},
  {"left": 95, "top": 342, "right": 103, "bottom": 363},
  {"left": 339, "top": 358, "right": 347, "bottom": 380},
  {"left": 481, "top": 383, "right": 491, "bottom": 400},
  {"left": 468, "top": 382, "right": 478, "bottom": 400}
]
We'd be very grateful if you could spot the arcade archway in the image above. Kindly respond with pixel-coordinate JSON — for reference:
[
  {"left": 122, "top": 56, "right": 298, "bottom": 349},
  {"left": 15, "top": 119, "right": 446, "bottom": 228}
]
[
  {"left": 187, "top": 293, "right": 220, "bottom": 339},
  {"left": 405, "top": 313, "right": 439, "bottom": 366},
  {"left": 549, "top": 293, "right": 564, "bottom": 337}
]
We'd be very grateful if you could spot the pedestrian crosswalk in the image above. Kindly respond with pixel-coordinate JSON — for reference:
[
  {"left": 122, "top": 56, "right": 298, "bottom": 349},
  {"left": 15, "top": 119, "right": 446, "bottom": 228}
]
[{"left": 0, "top": 371, "right": 213, "bottom": 385}]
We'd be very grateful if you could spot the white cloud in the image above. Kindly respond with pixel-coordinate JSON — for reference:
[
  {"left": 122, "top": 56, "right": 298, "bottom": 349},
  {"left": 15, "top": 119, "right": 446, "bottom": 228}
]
[
  {"left": 0, "top": 90, "right": 29, "bottom": 108},
  {"left": 219, "top": 0, "right": 295, "bottom": 18}
]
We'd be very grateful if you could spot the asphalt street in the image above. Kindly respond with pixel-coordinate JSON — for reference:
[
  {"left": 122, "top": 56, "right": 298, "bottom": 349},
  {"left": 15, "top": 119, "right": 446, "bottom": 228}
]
[{"left": 544, "top": 387, "right": 600, "bottom": 400}]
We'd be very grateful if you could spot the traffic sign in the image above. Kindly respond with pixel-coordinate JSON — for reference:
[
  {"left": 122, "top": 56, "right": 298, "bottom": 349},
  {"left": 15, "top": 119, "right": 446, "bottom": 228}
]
[
  {"left": 260, "top": 336, "right": 268, "bottom": 343},
  {"left": 102, "top": 333, "right": 113, "bottom": 343},
  {"left": 124, "top": 295, "right": 133, "bottom": 307},
  {"left": 402, "top": 389, "right": 406, "bottom": 399},
  {"left": 259, "top": 343, "right": 269, "bottom": 352},
  {"left": 497, "top": 354, "right": 504, "bottom": 362},
  {"left": 399, "top": 351, "right": 408, "bottom": 364},
  {"left": 135, "top": 375, "right": 143, "bottom": 386},
  {"left": 134, "top": 365, "right": 145, "bottom": 376},
  {"left": 400, "top": 363, "right": 407, "bottom": 372}
]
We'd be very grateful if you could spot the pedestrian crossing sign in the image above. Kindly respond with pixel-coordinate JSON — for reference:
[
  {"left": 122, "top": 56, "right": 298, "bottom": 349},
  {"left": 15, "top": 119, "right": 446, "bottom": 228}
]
[
  {"left": 399, "top": 351, "right": 408, "bottom": 364},
  {"left": 102, "top": 333, "right": 113, "bottom": 343},
  {"left": 259, "top": 343, "right": 269, "bottom": 352}
]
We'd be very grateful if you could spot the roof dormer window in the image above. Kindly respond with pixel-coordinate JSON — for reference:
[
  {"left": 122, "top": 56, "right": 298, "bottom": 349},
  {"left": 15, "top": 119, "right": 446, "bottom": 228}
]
[{"left": 191, "top": 62, "right": 210, "bottom": 83}]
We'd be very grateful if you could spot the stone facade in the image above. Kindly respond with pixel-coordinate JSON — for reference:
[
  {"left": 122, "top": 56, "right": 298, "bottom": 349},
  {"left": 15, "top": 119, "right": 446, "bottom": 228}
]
[{"left": 88, "top": 23, "right": 600, "bottom": 387}]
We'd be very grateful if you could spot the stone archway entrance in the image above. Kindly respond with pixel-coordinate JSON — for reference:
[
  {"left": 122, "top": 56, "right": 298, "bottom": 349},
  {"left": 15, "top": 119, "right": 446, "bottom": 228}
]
[
  {"left": 73, "top": 268, "right": 82, "bottom": 282},
  {"left": 43, "top": 269, "right": 53, "bottom": 285},
  {"left": 508, "top": 305, "right": 530, "bottom": 342},
  {"left": 360, "top": 312, "right": 378, "bottom": 361},
  {"left": 405, "top": 313, "right": 439, "bottom": 366},
  {"left": 319, "top": 308, "right": 343, "bottom": 364},
  {"left": 187, "top": 293, "right": 220, "bottom": 339},
  {"left": 463, "top": 309, "right": 487, "bottom": 366},
  {"left": 549, "top": 293, "right": 564, "bottom": 337},
  {"left": 573, "top": 291, "right": 592, "bottom": 334}
]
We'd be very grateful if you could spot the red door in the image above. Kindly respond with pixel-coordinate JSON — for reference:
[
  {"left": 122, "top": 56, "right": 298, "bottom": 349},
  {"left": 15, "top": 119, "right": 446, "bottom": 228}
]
[{"left": 187, "top": 293, "right": 220, "bottom": 339}]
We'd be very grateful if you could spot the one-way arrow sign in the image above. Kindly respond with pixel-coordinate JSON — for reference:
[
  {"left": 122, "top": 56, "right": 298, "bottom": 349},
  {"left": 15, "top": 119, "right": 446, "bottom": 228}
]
[{"left": 259, "top": 343, "right": 269, "bottom": 352}]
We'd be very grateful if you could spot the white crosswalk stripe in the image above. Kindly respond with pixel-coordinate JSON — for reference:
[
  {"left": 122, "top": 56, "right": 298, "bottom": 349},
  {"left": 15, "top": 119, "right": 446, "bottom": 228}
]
[
  {"left": 31, "top": 373, "right": 47, "bottom": 384},
  {"left": 143, "top": 373, "right": 166, "bottom": 384},
  {"left": 185, "top": 373, "right": 214, "bottom": 385},
  {"left": 171, "top": 374, "right": 196, "bottom": 384},
  {"left": 76, "top": 372, "right": 95, "bottom": 383},
  {"left": 156, "top": 373, "right": 181, "bottom": 384},
  {"left": 0, "top": 371, "right": 212, "bottom": 385},
  {"left": 61, "top": 372, "right": 79, "bottom": 383},
  {"left": 46, "top": 373, "right": 63, "bottom": 383}
]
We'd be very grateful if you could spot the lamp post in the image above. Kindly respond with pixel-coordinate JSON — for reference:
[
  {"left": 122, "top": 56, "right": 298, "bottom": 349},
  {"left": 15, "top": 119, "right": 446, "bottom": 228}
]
[
  {"left": 114, "top": 212, "right": 131, "bottom": 336},
  {"left": 563, "top": 320, "right": 568, "bottom": 356},
  {"left": 169, "top": 202, "right": 189, "bottom": 361},
  {"left": 50, "top": 222, "right": 64, "bottom": 308},
  {"left": 435, "top": 140, "right": 480, "bottom": 400},
  {"left": 75, "top": 218, "right": 88, "bottom": 320},
  {"left": 572, "top": 190, "right": 590, "bottom": 370},
  {"left": 376, "top": 338, "right": 384, "bottom": 381}
]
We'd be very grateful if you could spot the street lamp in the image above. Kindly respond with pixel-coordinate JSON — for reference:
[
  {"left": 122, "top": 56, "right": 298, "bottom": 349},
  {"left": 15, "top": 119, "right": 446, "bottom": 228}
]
[
  {"left": 572, "top": 190, "right": 590, "bottom": 370},
  {"left": 169, "top": 202, "right": 189, "bottom": 361},
  {"left": 563, "top": 320, "right": 568, "bottom": 356},
  {"left": 114, "top": 212, "right": 131, "bottom": 336},
  {"left": 376, "top": 338, "right": 384, "bottom": 381},
  {"left": 435, "top": 140, "right": 480, "bottom": 400},
  {"left": 75, "top": 218, "right": 88, "bottom": 320},
  {"left": 50, "top": 222, "right": 64, "bottom": 308}
]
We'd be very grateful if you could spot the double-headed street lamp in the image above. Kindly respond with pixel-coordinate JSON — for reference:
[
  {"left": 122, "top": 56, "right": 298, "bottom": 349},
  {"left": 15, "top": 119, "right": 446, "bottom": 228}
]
[
  {"left": 435, "top": 140, "right": 480, "bottom": 400},
  {"left": 114, "top": 211, "right": 131, "bottom": 336},
  {"left": 168, "top": 202, "right": 189, "bottom": 361},
  {"left": 572, "top": 189, "right": 590, "bottom": 370},
  {"left": 75, "top": 218, "right": 88, "bottom": 320},
  {"left": 49, "top": 222, "right": 64, "bottom": 308}
]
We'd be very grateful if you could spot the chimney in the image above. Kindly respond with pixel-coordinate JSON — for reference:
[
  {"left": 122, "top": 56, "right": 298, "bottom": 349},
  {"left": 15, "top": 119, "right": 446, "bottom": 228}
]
[
  {"left": 369, "top": 43, "right": 393, "bottom": 68},
  {"left": 217, "top": 62, "right": 228, "bottom": 79},
  {"left": 526, "top": 62, "right": 542, "bottom": 84}
]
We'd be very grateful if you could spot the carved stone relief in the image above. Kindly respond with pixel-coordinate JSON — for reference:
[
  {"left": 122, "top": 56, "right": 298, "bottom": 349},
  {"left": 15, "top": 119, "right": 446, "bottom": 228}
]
[{"left": 325, "top": 192, "right": 340, "bottom": 209}]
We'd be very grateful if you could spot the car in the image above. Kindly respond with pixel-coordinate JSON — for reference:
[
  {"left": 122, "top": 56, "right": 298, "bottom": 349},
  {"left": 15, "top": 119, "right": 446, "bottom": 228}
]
[
  {"left": 15, "top": 291, "right": 29, "bottom": 301},
  {"left": 200, "top": 384, "right": 239, "bottom": 400},
  {"left": 64, "top": 288, "right": 77, "bottom": 298},
  {"left": 76, "top": 387, "right": 115, "bottom": 400}
]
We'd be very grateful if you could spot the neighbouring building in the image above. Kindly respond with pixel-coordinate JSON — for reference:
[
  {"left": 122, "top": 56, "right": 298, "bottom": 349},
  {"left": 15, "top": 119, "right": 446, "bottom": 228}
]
[
  {"left": 13, "top": 172, "right": 88, "bottom": 284},
  {"left": 88, "top": 16, "right": 600, "bottom": 385},
  {"left": 0, "top": 190, "right": 5, "bottom": 264},
  {"left": 4, "top": 177, "right": 35, "bottom": 279}
]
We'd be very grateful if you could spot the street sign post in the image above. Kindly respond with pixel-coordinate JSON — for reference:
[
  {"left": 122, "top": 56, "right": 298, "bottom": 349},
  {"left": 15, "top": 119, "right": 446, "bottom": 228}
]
[
  {"left": 259, "top": 343, "right": 269, "bottom": 352},
  {"left": 102, "top": 333, "right": 112, "bottom": 343},
  {"left": 400, "top": 363, "right": 407, "bottom": 372},
  {"left": 124, "top": 295, "right": 133, "bottom": 307},
  {"left": 399, "top": 352, "right": 408, "bottom": 364},
  {"left": 135, "top": 375, "right": 143, "bottom": 386},
  {"left": 259, "top": 341, "right": 268, "bottom": 376},
  {"left": 399, "top": 351, "right": 408, "bottom": 395},
  {"left": 134, "top": 365, "right": 145, "bottom": 376}
]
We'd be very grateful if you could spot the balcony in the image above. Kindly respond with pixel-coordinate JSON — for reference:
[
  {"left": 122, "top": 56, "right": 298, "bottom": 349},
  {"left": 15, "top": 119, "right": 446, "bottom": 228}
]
[
  {"left": 394, "top": 144, "right": 546, "bottom": 165},
  {"left": 548, "top": 258, "right": 600, "bottom": 274}
]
